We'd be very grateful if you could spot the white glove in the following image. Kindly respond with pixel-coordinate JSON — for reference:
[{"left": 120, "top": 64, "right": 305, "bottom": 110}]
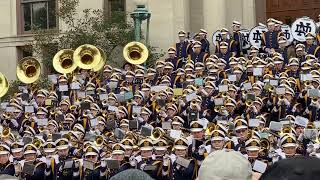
[
  {"left": 45, "top": 159, "right": 51, "bottom": 168},
  {"left": 163, "top": 158, "right": 169, "bottom": 167},
  {"left": 284, "top": 99, "right": 290, "bottom": 106},
  {"left": 130, "top": 159, "right": 137, "bottom": 167},
  {"left": 305, "top": 109, "right": 310, "bottom": 114},
  {"left": 252, "top": 106, "right": 258, "bottom": 113},
  {"left": 101, "top": 160, "right": 106, "bottom": 168},
  {"left": 265, "top": 48, "right": 271, "bottom": 53},
  {"left": 137, "top": 117, "right": 144, "bottom": 123},
  {"left": 277, "top": 100, "right": 283, "bottom": 106},
  {"left": 198, "top": 145, "right": 206, "bottom": 155},
  {"left": 140, "top": 163, "right": 146, "bottom": 170},
  {"left": 74, "top": 161, "right": 79, "bottom": 169},
  {"left": 307, "top": 144, "right": 314, "bottom": 154},
  {"left": 292, "top": 106, "right": 296, "bottom": 113},
  {"left": 298, "top": 133, "right": 304, "bottom": 142},
  {"left": 267, "top": 100, "right": 273, "bottom": 106},
  {"left": 272, "top": 106, "right": 278, "bottom": 112}
]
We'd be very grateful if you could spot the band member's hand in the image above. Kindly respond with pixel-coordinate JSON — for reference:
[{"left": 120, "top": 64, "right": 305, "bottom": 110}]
[{"left": 140, "top": 163, "right": 146, "bottom": 170}]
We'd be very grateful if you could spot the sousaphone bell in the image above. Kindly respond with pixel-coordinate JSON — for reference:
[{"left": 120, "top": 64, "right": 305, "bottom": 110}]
[
  {"left": 16, "top": 57, "right": 41, "bottom": 84},
  {"left": 123, "top": 41, "right": 149, "bottom": 65},
  {"left": 73, "top": 44, "right": 101, "bottom": 70},
  {"left": 0, "top": 72, "right": 9, "bottom": 97},
  {"left": 93, "top": 47, "right": 106, "bottom": 72},
  {"left": 53, "top": 49, "right": 77, "bottom": 74}
]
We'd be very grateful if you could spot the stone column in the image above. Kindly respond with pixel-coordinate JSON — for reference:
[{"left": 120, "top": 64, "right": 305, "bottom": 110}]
[{"left": 242, "top": 0, "right": 256, "bottom": 28}]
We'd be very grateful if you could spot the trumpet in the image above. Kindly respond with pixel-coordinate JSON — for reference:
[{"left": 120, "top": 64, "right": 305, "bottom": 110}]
[
  {"left": 311, "top": 97, "right": 318, "bottom": 104},
  {"left": 305, "top": 80, "right": 311, "bottom": 87},
  {"left": 214, "top": 105, "right": 225, "bottom": 113},
  {"left": 260, "top": 138, "right": 270, "bottom": 150},
  {"left": 278, "top": 94, "right": 285, "bottom": 101},
  {"left": 268, "top": 86, "right": 275, "bottom": 93},
  {"left": 242, "top": 90, "right": 248, "bottom": 97},
  {"left": 245, "top": 99, "right": 253, "bottom": 107},
  {"left": 222, "top": 92, "right": 229, "bottom": 98},
  {"left": 190, "top": 100, "right": 198, "bottom": 110},
  {"left": 70, "top": 105, "right": 77, "bottom": 111}
]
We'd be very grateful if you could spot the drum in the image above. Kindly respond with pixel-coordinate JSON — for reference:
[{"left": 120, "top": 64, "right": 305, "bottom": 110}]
[
  {"left": 291, "top": 17, "right": 317, "bottom": 42},
  {"left": 212, "top": 30, "right": 230, "bottom": 46},
  {"left": 249, "top": 25, "right": 268, "bottom": 48},
  {"left": 281, "top": 24, "right": 294, "bottom": 44}
]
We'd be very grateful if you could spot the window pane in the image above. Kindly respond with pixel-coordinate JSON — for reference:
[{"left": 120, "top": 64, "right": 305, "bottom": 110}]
[
  {"left": 48, "top": 0, "right": 57, "bottom": 28},
  {"left": 110, "top": 0, "right": 125, "bottom": 12},
  {"left": 23, "top": 3, "right": 32, "bottom": 31},
  {"left": 32, "top": 2, "right": 47, "bottom": 29}
]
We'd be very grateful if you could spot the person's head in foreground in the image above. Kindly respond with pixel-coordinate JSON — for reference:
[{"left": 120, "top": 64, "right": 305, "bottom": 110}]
[
  {"left": 110, "top": 169, "right": 154, "bottom": 180},
  {"left": 260, "top": 156, "right": 320, "bottom": 180},
  {"left": 198, "top": 149, "right": 253, "bottom": 180}
]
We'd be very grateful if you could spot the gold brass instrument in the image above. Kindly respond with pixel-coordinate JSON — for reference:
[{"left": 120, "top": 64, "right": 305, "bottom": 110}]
[
  {"left": 150, "top": 127, "right": 174, "bottom": 143},
  {"left": 32, "top": 138, "right": 43, "bottom": 149},
  {"left": 205, "top": 123, "right": 216, "bottom": 137},
  {"left": 279, "top": 126, "right": 293, "bottom": 137},
  {"left": 245, "top": 99, "right": 253, "bottom": 107},
  {"left": 53, "top": 49, "right": 77, "bottom": 74},
  {"left": 70, "top": 105, "right": 77, "bottom": 111},
  {"left": 278, "top": 94, "right": 285, "bottom": 101},
  {"left": 214, "top": 105, "right": 225, "bottom": 113},
  {"left": 312, "top": 97, "right": 318, "bottom": 104},
  {"left": 123, "top": 41, "right": 149, "bottom": 65},
  {"left": 38, "top": 126, "right": 45, "bottom": 133},
  {"left": 268, "top": 86, "right": 275, "bottom": 93},
  {"left": 94, "top": 135, "right": 104, "bottom": 147},
  {"left": 0, "top": 72, "right": 9, "bottom": 97},
  {"left": 151, "top": 127, "right": 165, "bottom": 140},
  {"left": 190, "top": 100, "right": 199, "bottom": 109},
  {"left": 242, "top": 90, "right": 248, "bottom": 97},
  {"left": 305, "top": 80, "right": 311, "bottom": 87},
  {"left": 260, "top": 138, "right": 270, "bottom": 150},
  {"left": 73, "top": 44, "right": 101, "bottom": 69},
  {"left": 1, "top": 127, "right": 10, "bottom": 138},
  {"left": 93, "top": 47, "right": 106, "bottom": 72},
  {"left": 222, "top": 92, "right": 229, "bottom": 98},
  {"left": 16, "top": 57, "right": 41, "bottom": 84}
]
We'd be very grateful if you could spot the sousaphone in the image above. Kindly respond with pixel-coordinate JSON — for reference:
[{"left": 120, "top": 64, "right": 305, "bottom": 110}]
[
  {"left": 93, "top": 47, "right": 106, "bottom": 72},
  {"left": 0, "top": 72, "right": 9, "bottom": 97},
  {"left": 73, "top": 44, "right": 101, "bottom": 70},
  {"left": 123, "top": 41, "right": 149, "bottom": 65},
  {"left": 53, "top": 49, "right": 77, "bottom": 74},
  {"left": 16, "top": 57, "right": 41, "bottom": 84}
]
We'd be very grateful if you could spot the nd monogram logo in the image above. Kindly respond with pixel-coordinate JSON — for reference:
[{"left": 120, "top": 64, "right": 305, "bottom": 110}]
[{"left": 295, "top": 22, "right": 312, "bottom": 36}]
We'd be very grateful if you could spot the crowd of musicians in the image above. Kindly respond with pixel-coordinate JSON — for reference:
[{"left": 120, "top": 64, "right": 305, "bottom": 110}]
[{"left": 0, "top": 16, "right": 320, "bottom": 179}]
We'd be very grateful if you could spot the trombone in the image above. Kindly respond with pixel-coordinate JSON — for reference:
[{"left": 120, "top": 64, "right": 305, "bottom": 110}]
[{"left": 16, "top": 57, "right": 41, "bottom": 84}]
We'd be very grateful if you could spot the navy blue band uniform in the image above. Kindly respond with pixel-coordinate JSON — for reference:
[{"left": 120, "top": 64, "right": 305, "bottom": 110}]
[{"left": 1, "top": 15, "right": 320, "bottom": 180}]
